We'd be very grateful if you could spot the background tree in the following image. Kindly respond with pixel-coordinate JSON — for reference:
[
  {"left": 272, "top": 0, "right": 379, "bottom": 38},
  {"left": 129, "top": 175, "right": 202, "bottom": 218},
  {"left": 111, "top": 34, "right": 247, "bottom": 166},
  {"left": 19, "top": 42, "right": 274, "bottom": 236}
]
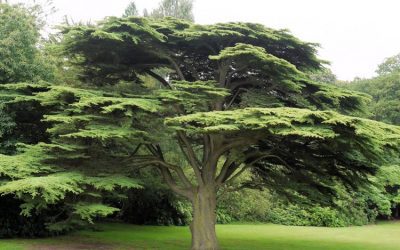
[
  {"left": 0, "top": 3, "right": 53, "bottom": 84},
  {"left": 1, "top": 17, "right": 400, "bottom": 250},
  {"left": 347, "top": 70, "right": 400, "bottom": 125},
  {"left": 345, "top": 57, "right": 400, "bottom": 219},
  {"left": 150, "top": 0, "right": 194, "bottom": 21},
  {"left": 143, "top": 8, "right": 149, "bottom": 17},
  {"left": 376, "top": 53, "right": 400, "bottom": 76},
  {"left": 123, "top": 1, "right": 139, "bottom": 17},
  {"left": 309, "top": 67, "right": 337, "bottom": 84}
]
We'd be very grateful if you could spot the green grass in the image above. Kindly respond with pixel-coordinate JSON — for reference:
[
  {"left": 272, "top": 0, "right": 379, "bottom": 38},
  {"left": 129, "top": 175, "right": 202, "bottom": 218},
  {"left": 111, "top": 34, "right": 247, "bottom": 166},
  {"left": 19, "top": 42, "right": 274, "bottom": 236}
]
[{"left": 1, "top": 221, "right": 400, "bottom": 249}]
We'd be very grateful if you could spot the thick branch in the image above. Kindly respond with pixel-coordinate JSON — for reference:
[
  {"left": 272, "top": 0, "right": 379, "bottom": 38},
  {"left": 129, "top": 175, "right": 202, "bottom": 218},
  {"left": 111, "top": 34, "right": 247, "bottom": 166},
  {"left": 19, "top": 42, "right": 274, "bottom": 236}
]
[
  {"left": 218, "top": 62, "right": 229, "bottom": 87},
  {"left": 167, "top": 56, "right": 185, "bottom": 80},
  {"left": 145, "top": 69, "right": 172, "bottom": 89},
  {"left": 159, "top": 166, "right": 193, "bottom": 199},
  {"left": 223, "top": 153, "right": 276, "bottom": 187},
  {"left": 215, "top": 156, "right": 235, "bottom": 185},
  {"left": 225, "top": 88, "right": 248, "bottom": 110},
  {"left": 202, "top": 135, "right": 211, "bottom": 165},
  {"left": 132, "top": 156, "right": 193, "bottom": 189},
  {"left": 212, "top": 138, "right": 256, "bottom": 162},
  {"left": 158, "top": 161, "right": 193, "bottom": 188}
]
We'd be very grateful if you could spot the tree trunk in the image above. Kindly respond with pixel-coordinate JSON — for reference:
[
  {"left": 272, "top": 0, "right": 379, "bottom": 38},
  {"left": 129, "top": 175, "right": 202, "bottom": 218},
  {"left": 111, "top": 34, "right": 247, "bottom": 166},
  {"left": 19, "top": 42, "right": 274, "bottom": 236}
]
[{"left": 190, "top": 186, "right": 218, "bottom": 250}]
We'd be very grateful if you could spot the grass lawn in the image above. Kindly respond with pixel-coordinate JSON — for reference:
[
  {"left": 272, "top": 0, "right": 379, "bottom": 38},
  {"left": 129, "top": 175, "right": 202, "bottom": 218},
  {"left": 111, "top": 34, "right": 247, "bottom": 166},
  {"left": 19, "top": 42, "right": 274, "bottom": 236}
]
[{"left": 1, "top": 221, "right": 400, "bottom": 250}]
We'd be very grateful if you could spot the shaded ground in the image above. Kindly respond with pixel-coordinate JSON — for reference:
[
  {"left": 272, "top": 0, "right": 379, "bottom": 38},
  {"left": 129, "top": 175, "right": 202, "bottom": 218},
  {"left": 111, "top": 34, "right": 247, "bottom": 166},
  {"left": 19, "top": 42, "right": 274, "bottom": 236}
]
[{"left": 1, "top": 221, "right": 400, "bottom": 250}]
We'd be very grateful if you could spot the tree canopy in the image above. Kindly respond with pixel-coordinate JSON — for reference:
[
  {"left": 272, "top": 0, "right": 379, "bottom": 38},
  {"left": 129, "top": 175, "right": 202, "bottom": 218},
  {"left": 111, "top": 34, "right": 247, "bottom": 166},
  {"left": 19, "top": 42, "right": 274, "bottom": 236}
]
[{"left": 1, "top": 16, "right": 400, "bottom": 249}]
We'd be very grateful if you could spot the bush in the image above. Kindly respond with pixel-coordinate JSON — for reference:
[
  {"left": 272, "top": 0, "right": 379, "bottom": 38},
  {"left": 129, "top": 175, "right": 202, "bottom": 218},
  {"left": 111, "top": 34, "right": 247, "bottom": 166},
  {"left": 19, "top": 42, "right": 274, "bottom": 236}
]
[
  {"left": 217, "top": 188, "right": 271, "bottom": 222},
  {"left": 309, "top": 207, "right": 346, "bottom": 227},
  {"left": 267, "top": 205, "right": 312, "bottom": 226},
  {"left": 267, "top": 203, "right": 372, "bottom": 227}
]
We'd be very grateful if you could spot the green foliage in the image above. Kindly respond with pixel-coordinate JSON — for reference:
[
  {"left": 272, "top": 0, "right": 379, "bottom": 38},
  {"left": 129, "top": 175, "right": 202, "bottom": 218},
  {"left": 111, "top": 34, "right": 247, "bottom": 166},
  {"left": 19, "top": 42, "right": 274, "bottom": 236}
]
[
  {"left": 0, "top": 173, "right": 83, "bottom": 205},
  {"left": 166, "top": 107, "right": 400, "bottom": 145},
  {"left": 73, "top": 203, "right": 119, "bottom": 223},
  {"left": 86, "top": 175, "right": 142, "bottom": 191},
  {"left": 209, "top": 43, "right": 304, "bottom": 85}
]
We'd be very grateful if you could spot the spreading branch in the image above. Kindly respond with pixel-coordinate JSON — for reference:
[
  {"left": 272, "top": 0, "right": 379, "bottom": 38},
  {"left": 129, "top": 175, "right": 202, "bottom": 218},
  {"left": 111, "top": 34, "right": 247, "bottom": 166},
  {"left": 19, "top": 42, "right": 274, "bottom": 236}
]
[{"left": 177, "top": 131, "right": 204, "bottom": 186}]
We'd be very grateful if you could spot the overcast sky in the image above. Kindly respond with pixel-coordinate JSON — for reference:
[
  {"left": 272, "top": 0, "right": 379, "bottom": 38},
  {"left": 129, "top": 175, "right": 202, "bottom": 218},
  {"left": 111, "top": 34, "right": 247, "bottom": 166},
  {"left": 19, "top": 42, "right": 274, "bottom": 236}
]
[{"left": 12, "top": 0, "right": 400, "bottom": 80}]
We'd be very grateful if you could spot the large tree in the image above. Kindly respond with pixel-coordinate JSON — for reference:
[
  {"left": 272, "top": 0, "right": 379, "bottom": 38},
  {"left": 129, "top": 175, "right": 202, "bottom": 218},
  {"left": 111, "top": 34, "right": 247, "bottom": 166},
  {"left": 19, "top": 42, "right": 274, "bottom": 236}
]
[{"left": 1, "top": 17, "right": 400, "bottom": 249}]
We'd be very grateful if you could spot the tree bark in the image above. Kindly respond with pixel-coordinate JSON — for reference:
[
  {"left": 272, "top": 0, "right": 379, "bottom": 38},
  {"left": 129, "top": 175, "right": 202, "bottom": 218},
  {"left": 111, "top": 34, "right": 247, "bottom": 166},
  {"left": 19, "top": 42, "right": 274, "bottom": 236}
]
[{"left": 190, "top": 185, "right": 218, "bottom": 250}]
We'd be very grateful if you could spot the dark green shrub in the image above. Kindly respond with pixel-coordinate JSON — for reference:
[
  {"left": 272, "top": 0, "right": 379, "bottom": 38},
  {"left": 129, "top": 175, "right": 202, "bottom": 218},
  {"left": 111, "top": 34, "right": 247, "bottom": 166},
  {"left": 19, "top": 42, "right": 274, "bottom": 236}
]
[
  {"left": 117, "top": 187, "right": 192, "bottom": 226},
  {"left": 0, "top": 196, "right": 66, "bottom": 238}
]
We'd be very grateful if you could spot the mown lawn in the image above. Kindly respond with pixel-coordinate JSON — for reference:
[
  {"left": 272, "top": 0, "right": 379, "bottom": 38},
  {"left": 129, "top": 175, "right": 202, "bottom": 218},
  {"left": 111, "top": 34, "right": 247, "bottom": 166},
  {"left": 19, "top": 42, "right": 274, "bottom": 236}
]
[{"left": 1, "top": 221, "right": 400, "bottom": 250}]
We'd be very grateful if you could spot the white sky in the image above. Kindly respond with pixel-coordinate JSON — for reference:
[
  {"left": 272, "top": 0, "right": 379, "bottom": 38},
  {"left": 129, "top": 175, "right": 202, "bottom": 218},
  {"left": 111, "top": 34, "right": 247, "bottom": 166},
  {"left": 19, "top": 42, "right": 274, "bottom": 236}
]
[{"left": 11, "top": 0, "right": 400, "bottom": 80}]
